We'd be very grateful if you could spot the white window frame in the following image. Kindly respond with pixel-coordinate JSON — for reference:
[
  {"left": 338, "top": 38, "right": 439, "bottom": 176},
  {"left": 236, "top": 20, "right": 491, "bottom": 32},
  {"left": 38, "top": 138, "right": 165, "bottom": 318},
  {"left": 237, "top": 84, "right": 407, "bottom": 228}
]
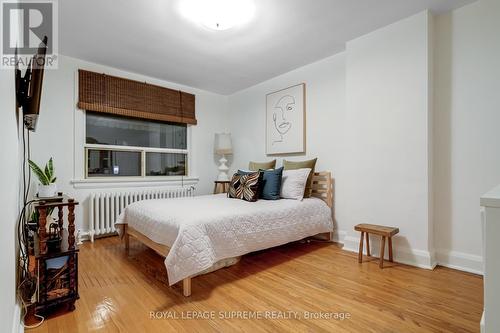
[
  {"left": 83, "top": 114, "right": 190, "bottom": 180},
  {"left": 71, "top": 71, "right": 198, "bottom": 189}
]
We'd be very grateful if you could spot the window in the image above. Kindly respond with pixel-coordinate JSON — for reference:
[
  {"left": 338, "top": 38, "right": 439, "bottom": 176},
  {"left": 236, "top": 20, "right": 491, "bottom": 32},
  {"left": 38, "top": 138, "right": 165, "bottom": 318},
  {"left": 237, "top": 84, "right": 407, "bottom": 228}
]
[{"left": 85, "top": 111, "right": 188, "bottom": 178}]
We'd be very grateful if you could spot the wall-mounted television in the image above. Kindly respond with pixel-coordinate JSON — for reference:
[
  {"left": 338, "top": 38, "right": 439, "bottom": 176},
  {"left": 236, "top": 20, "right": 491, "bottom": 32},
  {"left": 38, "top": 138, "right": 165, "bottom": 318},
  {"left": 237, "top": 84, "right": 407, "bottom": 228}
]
[{"left": 16, "top": 36, "right": 48, "bottom": 132}]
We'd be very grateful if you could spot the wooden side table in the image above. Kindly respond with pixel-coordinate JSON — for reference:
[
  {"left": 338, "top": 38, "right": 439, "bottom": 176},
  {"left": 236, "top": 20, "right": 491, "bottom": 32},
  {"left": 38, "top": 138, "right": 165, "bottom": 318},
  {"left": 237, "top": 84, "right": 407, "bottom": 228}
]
[
  {"left": 354, "top": 223, "right": 399, "bottom": 268},
  {"left": 213, "top": 181, "right": 230, "bottom": 194}
]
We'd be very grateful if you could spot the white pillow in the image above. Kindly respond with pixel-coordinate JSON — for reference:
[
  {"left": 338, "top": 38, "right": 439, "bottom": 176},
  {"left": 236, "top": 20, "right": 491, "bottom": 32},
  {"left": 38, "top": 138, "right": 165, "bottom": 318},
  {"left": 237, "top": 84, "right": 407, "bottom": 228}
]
[{"left": 280, "top": 168, "right": 311, "bottom": 200}]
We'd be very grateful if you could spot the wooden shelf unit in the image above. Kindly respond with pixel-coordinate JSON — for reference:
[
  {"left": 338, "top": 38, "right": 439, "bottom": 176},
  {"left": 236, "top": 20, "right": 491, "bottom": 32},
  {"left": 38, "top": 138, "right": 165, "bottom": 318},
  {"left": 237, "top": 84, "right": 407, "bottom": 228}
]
[{"left": 32, "top": 196, "right": 79, "bottom": 314}]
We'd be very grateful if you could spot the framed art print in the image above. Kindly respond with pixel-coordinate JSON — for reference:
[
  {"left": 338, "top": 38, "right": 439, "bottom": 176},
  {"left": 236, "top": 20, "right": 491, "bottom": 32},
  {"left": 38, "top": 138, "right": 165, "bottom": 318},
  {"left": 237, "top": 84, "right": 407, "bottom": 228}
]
[{"left": 266, "top": 83, "right": 305, "bottom": 155}]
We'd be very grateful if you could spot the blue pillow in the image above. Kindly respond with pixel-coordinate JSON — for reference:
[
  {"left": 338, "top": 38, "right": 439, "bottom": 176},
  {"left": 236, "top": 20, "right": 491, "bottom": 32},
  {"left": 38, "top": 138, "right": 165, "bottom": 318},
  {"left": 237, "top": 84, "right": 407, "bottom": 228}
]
[
  {"left": 238, "top": 168, "right": 282, "bottom": 200},
  {"left": 259, "top": 167, "right": 283, "bottom": 200}
]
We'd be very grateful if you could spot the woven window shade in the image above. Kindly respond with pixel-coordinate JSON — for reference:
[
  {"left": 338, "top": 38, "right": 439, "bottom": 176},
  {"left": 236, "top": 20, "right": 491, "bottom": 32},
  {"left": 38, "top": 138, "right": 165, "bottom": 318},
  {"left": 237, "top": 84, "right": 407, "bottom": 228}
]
[{"left": 77, "top": 69, "right": 196, "bottom": 125}]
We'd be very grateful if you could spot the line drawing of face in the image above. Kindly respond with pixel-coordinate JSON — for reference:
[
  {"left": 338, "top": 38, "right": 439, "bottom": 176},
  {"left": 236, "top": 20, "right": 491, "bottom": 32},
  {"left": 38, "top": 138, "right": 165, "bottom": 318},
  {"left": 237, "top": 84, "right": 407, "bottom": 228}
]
[{"left": 272, "top": 95, "right": 295, "bottom": 145}]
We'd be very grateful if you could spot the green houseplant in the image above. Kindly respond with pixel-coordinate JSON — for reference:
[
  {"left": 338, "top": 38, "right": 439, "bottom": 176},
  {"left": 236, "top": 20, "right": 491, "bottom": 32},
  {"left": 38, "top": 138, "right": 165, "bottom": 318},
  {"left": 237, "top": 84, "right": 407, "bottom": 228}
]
[{"left": 29, "top": 157, "right": 57, "bottom": 198}]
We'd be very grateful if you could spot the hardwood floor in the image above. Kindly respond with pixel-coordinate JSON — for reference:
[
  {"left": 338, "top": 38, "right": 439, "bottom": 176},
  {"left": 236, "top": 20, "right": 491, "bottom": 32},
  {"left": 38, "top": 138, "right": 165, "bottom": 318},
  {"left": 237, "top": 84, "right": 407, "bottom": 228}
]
[{"left": 29, "top": 236, "right": 483, "bottom": 332}]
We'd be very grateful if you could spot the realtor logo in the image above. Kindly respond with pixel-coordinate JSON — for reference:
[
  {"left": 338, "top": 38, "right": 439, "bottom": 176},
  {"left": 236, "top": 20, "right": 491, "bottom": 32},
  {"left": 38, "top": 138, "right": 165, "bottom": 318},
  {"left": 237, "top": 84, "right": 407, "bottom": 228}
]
[{"left": 1, "top": 1, "right": 58, "bottom": 68}]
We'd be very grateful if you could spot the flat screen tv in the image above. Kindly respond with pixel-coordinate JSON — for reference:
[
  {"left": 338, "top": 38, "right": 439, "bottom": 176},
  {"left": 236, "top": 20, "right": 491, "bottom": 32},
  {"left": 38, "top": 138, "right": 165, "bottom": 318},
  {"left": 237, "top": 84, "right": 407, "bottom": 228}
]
[{"left": 16, "top": 36, "right": 48, "bottom": 132}]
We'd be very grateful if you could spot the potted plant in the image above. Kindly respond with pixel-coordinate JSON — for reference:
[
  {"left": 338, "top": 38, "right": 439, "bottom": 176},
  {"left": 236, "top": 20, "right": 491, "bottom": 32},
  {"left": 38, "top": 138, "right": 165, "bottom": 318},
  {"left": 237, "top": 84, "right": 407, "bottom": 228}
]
[{"left": 29, "top": 157, "right": 57, "bottom": 198}]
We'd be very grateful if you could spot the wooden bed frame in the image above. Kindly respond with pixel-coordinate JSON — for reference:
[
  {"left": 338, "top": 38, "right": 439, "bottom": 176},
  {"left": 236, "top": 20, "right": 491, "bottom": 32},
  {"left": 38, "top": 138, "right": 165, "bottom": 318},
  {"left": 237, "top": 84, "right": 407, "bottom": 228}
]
[{"left": 123, "top": 171, "right": 333, "bottom": 297}]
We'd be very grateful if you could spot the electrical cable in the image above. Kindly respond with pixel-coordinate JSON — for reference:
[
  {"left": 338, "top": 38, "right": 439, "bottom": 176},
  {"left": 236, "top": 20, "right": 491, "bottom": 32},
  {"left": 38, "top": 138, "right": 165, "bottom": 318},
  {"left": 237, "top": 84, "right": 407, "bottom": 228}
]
[
  {"left": 24, "top": 130, "right": 32, "bottom": 273},
  {"left": 18, "top": 127, "right": 28, "bottom": 275},
  {"left": 17, "top": 127, "right": 45, "bottom": 328},
  {"left": 18, "top": 280, "right": 44, "bottom": 329},
  {"left": 17, "top": 200, "right": 36, "bottom": 275},
  {"left": 18, "top": 127, "right": 33, "bottom": 276},
  {"left": 25, "top": 130, "right": 31, "bottom": 203}
]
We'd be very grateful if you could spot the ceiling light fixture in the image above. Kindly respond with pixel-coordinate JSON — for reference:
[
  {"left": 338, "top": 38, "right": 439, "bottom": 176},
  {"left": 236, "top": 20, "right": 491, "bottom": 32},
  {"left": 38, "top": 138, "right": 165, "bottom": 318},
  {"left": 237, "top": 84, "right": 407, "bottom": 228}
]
[{"left": 179, "top": 0, "right": 256, "bottom": 31}]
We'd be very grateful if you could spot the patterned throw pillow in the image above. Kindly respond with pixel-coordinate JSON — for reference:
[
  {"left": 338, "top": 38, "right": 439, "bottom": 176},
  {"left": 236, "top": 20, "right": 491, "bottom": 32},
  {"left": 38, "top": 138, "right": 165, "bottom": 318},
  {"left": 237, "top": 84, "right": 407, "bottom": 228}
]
[{"left": 228, "top": 172, "right": 262, "bottom": 202}]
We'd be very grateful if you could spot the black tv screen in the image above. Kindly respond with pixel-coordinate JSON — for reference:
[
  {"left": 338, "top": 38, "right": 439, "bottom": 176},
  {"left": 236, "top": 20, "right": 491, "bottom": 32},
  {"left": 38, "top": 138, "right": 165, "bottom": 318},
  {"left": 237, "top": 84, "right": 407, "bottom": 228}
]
[{"left": 16, "top": 36, "right": 48, "bottom": 132}]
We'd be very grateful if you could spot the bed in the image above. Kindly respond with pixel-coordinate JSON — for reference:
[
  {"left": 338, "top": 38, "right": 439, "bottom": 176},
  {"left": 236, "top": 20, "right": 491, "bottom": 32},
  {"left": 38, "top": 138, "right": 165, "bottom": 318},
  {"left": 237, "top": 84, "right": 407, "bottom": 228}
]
[{"left": 115, "top": 171, "right": 334, "bottom": 296}]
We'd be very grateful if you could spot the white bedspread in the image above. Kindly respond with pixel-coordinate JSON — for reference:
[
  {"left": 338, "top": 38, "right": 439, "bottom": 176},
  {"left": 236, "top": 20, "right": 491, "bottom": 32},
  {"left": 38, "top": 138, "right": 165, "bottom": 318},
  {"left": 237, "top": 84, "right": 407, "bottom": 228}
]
[{"left": 116, "top": 194, "right": 333, "bottom": 285}]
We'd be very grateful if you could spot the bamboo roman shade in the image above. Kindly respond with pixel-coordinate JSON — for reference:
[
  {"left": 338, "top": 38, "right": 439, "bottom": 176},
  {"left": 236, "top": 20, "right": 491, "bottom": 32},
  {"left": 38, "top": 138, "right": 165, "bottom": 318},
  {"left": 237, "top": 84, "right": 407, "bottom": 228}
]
[{"left": 77, "top": 69, "right": 196, "bottom": 125}]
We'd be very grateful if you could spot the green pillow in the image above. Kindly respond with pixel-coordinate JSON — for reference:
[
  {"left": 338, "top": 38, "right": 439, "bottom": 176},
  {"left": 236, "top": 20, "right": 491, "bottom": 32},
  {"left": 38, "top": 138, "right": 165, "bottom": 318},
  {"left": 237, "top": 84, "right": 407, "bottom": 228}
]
[
  {"left": 283, "top": 158, "right": 317, "bottom": 198},
  {"left": 249, "top": 160, "right": 276, "bottom": 171}
]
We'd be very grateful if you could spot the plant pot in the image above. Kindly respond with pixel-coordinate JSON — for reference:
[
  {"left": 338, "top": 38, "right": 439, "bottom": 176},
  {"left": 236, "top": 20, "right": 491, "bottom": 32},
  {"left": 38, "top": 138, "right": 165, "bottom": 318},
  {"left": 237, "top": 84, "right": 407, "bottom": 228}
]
[{"left": 38, "top": 183, "right": 57, "bottom": 198}]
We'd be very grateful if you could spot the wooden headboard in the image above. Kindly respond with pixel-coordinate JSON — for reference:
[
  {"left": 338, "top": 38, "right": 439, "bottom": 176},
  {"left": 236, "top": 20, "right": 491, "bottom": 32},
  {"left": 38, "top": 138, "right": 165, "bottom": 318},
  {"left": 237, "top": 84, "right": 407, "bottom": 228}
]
[{"left": 311, "top": 171, "right": 333, "bottom": 208}]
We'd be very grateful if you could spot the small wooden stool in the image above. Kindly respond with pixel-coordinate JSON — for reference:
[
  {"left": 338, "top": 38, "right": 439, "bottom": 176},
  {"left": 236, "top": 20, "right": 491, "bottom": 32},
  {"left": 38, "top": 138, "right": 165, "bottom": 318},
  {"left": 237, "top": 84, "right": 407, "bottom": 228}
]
[{"left": 354, "top": 223, "right": 399, "bottom": 268}]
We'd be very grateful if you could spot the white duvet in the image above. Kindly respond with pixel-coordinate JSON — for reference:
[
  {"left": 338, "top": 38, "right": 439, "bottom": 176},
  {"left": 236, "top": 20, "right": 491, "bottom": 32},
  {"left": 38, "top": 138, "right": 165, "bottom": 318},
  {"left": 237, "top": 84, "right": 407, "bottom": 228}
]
[{"left": 116, "top": 194, "right": 333, "bottom": 285}]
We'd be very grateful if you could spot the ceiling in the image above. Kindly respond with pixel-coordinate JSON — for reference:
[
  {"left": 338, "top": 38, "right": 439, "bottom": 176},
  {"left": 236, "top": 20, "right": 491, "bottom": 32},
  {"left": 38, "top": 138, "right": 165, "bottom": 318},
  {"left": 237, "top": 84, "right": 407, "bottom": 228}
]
[{"left": 60, "top": 0, "right": 475, "bottom": 95}]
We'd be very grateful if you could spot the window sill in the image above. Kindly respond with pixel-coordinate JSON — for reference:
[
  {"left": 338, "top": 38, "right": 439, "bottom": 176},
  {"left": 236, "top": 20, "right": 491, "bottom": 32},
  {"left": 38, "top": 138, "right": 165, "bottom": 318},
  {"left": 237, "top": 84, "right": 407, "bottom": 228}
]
[{"left": 71, "top": 176, "right": 199, "bottom": 189}]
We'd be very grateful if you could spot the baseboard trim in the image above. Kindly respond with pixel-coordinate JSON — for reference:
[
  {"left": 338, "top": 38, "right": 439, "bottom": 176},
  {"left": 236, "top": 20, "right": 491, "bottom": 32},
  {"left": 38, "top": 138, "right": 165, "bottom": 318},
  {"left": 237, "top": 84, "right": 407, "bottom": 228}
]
[
  {"left": 435, "top": 250, "right": 483, "bottom": 275},
  {"left": 331, "top": 230, "right": 347, "bottom": 243},
  {"left": 480, "top": 310, "right": 485, "bottom": 333},
  {"left": 339, "top": 231, "right": 483, "bottom": 274},
  {"left": 342, "top": 235, "right": 436, "bottom": 270},
  {"left": 78, "top": 229, "right": 90, "bottom": 243},
  {"left": 12, "top": 302, "right": 22, "bottom": 333}
]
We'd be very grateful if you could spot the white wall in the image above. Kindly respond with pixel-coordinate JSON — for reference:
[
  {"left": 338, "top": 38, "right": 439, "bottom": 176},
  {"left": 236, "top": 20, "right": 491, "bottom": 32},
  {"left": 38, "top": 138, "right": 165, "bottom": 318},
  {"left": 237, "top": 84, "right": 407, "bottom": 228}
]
[
  {"left": 16, "top": 0, "right": 499, "bottom": 281},
  {"left": 0, "top": 48, "right": 21, "bottom": 333},
  {"left": 228, "top": 2, "right": 500, "bottom": 274},
  {"left": 229, "top": 11, "right": 435, "bottom": 268},
  {"left": 433, "top": 0, "right": 500, "bottom": 273},
  {"left": 30, "top": 55, "right": 229, "bottom": 234},
  {"left": 342, "top": 11, "right": 434, "bottom": 267},
  {"left": 0, "top": 3, "right": 494, "bottom": 331},
  {"left": 0, "top": 1, "right": 22, "bottom": 329},
  {"left": 228, "top": 53, "right": 347, "bottom": 240}
]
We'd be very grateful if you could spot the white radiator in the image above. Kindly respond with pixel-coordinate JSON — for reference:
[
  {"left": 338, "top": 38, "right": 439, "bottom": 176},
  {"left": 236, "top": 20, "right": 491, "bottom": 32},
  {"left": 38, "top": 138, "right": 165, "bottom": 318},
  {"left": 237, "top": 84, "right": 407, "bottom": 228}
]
[{"left": 89, "top": 187, "right": 195, "bottom": 242}]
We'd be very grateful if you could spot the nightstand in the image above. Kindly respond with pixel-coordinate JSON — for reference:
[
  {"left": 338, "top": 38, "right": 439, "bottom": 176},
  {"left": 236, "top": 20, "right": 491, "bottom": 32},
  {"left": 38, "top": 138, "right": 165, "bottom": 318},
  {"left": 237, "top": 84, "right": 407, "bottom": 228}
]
[{"left": 213, "top": 181, "right": 230, "bottom": 194}]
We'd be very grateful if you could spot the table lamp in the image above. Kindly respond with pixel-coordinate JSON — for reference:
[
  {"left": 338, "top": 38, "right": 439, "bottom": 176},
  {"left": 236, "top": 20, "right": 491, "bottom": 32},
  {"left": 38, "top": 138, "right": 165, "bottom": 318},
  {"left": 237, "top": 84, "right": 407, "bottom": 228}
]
[{"left": 214, "top": 133, "right": 232, "bottom": 181}]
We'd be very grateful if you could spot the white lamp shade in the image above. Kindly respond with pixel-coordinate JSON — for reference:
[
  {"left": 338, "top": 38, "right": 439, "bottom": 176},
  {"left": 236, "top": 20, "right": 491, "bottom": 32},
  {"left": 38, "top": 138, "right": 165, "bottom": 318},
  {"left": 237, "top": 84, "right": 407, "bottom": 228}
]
[{"left": 214, "top": 133, "right": 232, "bottom": 155}]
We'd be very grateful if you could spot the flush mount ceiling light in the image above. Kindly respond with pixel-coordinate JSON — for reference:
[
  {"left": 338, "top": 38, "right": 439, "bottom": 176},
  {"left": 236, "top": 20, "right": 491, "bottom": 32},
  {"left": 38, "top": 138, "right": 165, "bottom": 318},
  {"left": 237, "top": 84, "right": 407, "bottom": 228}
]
[{"left": 179, "top": 0, "right": 256, "bottom": 31}]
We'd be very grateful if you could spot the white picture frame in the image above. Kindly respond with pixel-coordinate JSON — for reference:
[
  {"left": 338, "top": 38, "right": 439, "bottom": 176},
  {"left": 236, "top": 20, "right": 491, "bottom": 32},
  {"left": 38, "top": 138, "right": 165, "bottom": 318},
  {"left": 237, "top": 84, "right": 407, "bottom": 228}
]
[{"left": 266, "top": 83, "right": 305, "bottom": 155}]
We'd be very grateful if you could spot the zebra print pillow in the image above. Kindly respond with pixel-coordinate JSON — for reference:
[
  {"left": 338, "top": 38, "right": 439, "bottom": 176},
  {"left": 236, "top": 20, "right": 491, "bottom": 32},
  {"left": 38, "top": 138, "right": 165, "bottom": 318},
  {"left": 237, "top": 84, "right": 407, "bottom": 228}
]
[{"left": 228, "top": 172, "right": 261, "bottom": 202}]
